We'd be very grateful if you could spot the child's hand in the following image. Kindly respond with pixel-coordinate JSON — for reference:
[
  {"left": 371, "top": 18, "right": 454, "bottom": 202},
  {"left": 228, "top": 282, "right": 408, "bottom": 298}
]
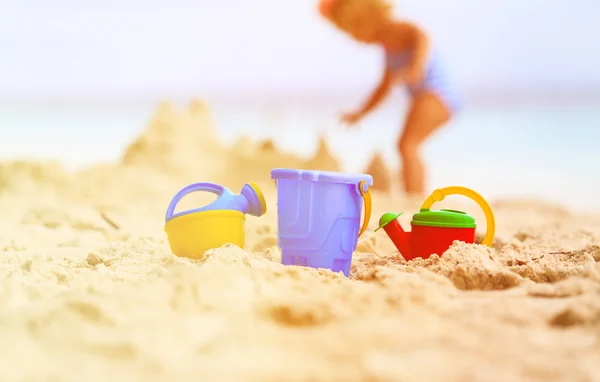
[{"left": 340, "top": 111, "right": 364, "bottom": 127}]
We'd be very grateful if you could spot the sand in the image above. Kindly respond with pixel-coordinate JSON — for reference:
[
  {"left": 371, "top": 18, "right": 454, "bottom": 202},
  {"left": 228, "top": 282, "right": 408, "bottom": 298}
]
[{"left": 1, "top": 100, "right": 599, "bottom": 382}]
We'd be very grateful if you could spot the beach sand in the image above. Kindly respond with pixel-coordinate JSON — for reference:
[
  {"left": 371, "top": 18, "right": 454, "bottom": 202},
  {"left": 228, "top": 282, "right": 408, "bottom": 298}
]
[{"left": 1, "top": 100, "right": 599, "bottom": 382}]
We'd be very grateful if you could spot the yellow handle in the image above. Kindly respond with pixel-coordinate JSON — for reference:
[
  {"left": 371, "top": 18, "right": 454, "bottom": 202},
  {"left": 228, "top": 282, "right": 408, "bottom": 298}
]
[
  {"left": 358, "top": 180, "right": 372, "bottom": 237},
  {"left": 420, "top": 186, "right": 495, "bottom": 247}
]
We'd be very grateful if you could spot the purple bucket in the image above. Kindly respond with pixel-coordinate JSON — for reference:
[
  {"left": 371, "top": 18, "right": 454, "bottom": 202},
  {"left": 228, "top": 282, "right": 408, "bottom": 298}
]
[{"left": 270, "top": 168, "right": 373, "bottom": 277}]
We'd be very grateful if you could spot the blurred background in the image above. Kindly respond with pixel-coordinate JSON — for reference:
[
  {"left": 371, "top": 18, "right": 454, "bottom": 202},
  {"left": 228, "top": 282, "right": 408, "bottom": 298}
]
[{"left": 1, "top": 0, "right": 599, "bottom": 210}]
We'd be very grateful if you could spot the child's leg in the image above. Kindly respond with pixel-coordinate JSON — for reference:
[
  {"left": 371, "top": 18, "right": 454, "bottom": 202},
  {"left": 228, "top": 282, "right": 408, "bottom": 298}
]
[{"left": 397, "top": 91, "right": 451, "bottom": 195}]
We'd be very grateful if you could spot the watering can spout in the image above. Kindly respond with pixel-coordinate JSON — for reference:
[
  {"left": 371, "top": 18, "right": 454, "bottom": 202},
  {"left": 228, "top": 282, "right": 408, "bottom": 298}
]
[
  {"left": 238, "top": 182, "right": 267, "bottom": 217},
  {"left": 375, "top": 212, "right": 412, "bottom": 259}
]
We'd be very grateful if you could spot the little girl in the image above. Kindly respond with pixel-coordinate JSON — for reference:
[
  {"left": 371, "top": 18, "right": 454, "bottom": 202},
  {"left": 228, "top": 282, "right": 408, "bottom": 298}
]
[{"left": 319, "top": 0, "right": 462, "bottom": 196}]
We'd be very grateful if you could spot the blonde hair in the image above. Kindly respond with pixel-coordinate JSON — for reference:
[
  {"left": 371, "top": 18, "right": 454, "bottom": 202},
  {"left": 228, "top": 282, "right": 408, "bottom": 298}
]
[{"left": 321, "top": 0, "right": 393, "bottom": 34}]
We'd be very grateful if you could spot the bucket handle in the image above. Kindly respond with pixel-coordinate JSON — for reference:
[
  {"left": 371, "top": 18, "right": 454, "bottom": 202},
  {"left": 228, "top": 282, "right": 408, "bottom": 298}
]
[
  {"left": 358, "top": 180, "right": 372, "bottom": 237},
  {"left": 165, "top": 182, "right": 225, "bottom": 222},
  {"left": 420, "top": 186, "right": 496, "bottom": 246}
]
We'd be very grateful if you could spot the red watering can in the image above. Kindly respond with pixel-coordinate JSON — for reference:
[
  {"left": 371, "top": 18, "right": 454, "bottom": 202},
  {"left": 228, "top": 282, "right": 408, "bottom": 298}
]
[{"left": 376, "top": 186, "right": 496, "bottom": 261}]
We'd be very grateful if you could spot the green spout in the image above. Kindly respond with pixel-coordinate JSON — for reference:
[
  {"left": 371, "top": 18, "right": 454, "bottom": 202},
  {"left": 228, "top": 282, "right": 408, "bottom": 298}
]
[{"left": 375, "top": 212, "right": 403, "bottom": 232}]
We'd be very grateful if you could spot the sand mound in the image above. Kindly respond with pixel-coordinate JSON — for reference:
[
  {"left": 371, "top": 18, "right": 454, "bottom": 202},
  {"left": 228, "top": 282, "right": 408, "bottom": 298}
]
[
  {"left": 0, "top": 101, "right": 599, "bottom": 381},
  {"left": 121, "top": 100, "right": 223, "bottom": 177},
  {"left": 0, "top": 161, "right": 73, "bottom": 195},
  {"left": 363, "top": 152, "right": 392, "bottom": 193},
  {"left": 303, "top": 135, "right": 341, "bottom": 172},
  {"left": 222, "top": 134, "right": 341, "bottom": 188},
  {"left": 259, "top": 139, "right": 276, "bottom": 152},
  {"left": 120, "top": 102, "right": 341, "bottom": 190}
]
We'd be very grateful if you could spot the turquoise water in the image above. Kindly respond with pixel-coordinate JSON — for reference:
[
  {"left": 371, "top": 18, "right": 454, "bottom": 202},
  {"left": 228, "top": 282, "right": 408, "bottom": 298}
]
[{"left": 1, "top": 103, "right": 599, "bottom": 211}]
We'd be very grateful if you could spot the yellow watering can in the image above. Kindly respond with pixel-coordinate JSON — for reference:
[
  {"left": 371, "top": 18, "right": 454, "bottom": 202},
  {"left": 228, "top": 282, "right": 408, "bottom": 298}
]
[{"left": 164, "top": 182, "right": 267, "bottom": 259}]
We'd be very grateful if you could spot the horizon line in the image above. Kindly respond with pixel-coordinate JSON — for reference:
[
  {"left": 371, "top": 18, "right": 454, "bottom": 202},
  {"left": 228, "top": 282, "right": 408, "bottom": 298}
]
[{"left": 2, "top": 88, "right": 600, "bottom": 108}]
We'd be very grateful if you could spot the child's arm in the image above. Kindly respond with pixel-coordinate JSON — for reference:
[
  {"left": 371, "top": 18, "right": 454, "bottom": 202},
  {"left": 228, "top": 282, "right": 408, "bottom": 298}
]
[
  {"left": 341, "top": 68, "right": 392, "bottom": 125},
  {"left": 358, "top": 68, "right": 393, "bottom": 115}
]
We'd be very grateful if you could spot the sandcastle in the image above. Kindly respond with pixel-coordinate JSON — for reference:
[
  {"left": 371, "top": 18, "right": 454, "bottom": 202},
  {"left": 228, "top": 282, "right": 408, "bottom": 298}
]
[
  {"left": 121, "top": 100, "right": 223, "bottom": 176},
  {"left": 303, "top": 135, "right": 341, "bottom": 172},
  {"left": 363, "top": 152, "right": 392, "bottom": 193},
  {"left": 120, "top": 101, "right": 344, "bottom": 190}
]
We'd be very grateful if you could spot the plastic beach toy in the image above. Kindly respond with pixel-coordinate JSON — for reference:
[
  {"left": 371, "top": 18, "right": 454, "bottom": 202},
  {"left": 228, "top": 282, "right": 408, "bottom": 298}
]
[
  {"left": 164, "top": 182, "right": 267, "bottom": 259},
  {"left": 376, "top": 186, "right": 495, "bottom": 261},
  {"left": 271, "top": 168, "right": 373, "bottom": 277}
]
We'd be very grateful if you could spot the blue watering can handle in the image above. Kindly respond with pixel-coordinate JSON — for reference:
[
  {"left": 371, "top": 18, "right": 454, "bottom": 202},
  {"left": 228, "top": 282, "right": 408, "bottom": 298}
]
[{"left": 165, "top": 182, "right": 225, "bottom": 221}]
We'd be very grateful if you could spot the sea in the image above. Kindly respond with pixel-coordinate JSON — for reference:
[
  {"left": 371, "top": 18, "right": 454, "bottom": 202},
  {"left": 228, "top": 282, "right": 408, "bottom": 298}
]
[{"left": 1, "top": 100, "right": 599, "bottom": 212}]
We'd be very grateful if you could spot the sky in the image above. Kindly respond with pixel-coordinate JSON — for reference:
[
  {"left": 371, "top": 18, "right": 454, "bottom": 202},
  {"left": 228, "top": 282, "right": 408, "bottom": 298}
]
[
  {"left": 1, "top": 0, "right": 600, "bottom": 102},
  {"left": 0, "top": 0, "right": 599, "bottom": 210}
]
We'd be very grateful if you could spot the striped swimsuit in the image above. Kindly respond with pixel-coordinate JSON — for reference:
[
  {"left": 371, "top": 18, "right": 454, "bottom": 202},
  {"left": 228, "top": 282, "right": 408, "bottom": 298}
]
[{"left": 385, "top": 48, "right": 463, "bottom": 114}]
